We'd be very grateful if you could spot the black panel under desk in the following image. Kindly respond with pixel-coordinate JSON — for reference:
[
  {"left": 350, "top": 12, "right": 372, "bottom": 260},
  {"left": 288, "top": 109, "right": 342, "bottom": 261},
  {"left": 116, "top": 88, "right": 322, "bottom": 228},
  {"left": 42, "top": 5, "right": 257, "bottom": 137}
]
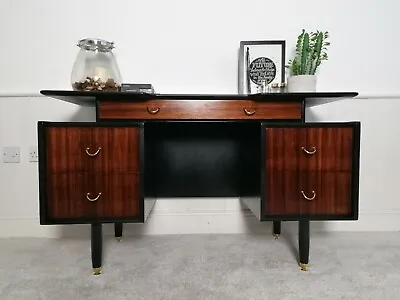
[{"left": 144, "top": 121, "right": 261, "bottom": 198}]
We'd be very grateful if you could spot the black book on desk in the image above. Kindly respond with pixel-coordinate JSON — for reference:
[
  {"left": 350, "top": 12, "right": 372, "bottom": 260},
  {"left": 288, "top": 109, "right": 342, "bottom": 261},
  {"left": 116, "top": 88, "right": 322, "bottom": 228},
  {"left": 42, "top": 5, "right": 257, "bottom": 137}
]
[{"left": 121, "top": 83, "right": 155, "bottom": 94}]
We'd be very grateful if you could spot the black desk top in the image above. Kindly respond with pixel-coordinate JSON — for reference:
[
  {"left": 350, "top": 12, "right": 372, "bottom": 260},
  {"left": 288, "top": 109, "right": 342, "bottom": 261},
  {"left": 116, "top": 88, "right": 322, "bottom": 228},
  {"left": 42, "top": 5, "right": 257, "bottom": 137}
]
[{"left": 40, "top": 90, "right": 358, "bottom": 108}]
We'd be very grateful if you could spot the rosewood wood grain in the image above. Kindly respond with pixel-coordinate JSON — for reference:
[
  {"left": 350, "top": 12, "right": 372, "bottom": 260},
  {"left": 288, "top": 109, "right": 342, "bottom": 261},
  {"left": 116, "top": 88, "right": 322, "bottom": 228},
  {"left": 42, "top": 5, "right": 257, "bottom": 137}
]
[
  {"left": 47, "top": 172, "right": 141, "bottom": 220},
  {"left": 98, "top": 100, "right": 302, "bottom": 120},
  {"left": 91, "top": 173, "right": 141, "bottom": 218},
  {"left": 265, "top": 127, "right": 353, "bottom": 171},
  {"left": 305, "top": 127, "right": 353, "bottom": 172},
  {"left": 265, "top": 170, "right": 302, "bottom": 215},
  {"left": 302, "top": 171, "right": 352, "bottom": 215},
  {"left": 265, "top": 127, "right": 307, "bottom": 170},
  {"left": 90, "top": 127, "right": 140, "bottom": 173},
  {"left": 47, "top": 172, "right": 93, "bottom": 219},
  {"left": 45, "top": 127, "right": 92, "bottom": 173},
  {"left": 264, "top": 170, "right": 352, "bottom": 216},
  {"left": 45, "top": 126, "right": 140, "bottom": 174}
]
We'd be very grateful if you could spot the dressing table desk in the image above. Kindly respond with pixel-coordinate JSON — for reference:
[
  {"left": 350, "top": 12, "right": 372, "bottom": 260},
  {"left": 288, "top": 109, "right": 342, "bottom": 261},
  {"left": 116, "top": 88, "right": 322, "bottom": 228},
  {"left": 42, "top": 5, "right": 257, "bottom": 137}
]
[{"left": 37, "top": 90, "right": 360, "bottom": 275}]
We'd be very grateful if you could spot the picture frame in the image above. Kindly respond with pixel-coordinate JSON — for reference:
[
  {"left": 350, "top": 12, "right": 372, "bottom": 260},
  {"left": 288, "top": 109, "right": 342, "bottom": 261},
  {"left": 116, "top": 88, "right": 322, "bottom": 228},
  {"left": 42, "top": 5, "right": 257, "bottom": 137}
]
[{"left": 238, "top": 40, "right": 286, "bottom": 94}]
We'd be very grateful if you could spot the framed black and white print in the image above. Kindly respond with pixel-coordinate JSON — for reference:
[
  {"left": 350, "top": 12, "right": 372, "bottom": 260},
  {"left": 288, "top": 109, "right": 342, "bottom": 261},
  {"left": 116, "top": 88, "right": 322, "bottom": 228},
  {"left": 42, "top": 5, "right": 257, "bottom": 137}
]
[{"left": 238, "top": 40, "right": 286, "bottom": 94}]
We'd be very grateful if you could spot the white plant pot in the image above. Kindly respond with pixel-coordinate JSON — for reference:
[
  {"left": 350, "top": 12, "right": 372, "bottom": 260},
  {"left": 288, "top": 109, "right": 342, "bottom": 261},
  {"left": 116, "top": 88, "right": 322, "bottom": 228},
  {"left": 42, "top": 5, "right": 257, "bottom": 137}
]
[{"left": 287, "top": 75, "right": 317, "bottom": 92}]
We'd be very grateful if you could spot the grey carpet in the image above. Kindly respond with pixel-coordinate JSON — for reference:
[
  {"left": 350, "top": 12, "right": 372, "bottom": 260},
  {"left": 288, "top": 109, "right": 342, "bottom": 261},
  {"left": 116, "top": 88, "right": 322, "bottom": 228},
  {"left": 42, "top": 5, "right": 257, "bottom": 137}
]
[{"left": 0, "top": 232, "right": 399, "bottom": 300}]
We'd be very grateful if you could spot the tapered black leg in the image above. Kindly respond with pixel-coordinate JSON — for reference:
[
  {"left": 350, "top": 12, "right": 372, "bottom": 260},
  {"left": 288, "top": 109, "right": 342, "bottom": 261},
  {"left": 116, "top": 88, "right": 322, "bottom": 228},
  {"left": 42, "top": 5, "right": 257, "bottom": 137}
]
[
  {"left": 298, "top": 220, "right": 310, "bottom": 271},
  {"left": 91, "top": 223, "right": 103, "bottom": 275},
  {"left": 114, "top": 222, "right": 123, "bottom": 242},
  {"left": 273, "top": 221, "right": 281, "bottom": 239}
]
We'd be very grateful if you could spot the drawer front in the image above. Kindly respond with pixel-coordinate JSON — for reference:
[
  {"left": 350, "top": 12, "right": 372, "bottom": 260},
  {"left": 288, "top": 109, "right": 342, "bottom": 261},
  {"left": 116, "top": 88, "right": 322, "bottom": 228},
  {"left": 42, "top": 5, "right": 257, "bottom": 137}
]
[
  {"left": 98, "top": 100, "right": 302, "bottom": 120},
  {"left": 265, "top": 124, "right": 356, "bottom": 171},
  {"left": 264, "top": 170, "right": 352, "bottom": 216},
  {"left": 46, "top": 172, "right": 141, "bottom": 221},
  {"left": 44, "top": 125, "right": 141, "bottom": 173}
]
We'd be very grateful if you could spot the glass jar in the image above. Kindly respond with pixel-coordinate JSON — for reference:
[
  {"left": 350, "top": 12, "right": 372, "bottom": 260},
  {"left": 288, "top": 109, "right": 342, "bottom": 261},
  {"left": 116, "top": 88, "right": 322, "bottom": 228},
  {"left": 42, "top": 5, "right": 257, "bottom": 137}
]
[{"left": 71, "top": 38, "right": 122, "bottom": 92}]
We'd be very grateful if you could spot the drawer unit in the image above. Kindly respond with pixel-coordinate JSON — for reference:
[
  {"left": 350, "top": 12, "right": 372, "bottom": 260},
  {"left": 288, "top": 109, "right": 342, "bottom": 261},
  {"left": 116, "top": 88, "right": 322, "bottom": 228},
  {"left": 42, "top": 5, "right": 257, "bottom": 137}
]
[
  {"left": 38, "top": 122, "right": 144, "bottom": 224},
  {"left": 98, "top": 100, "right": 303, "bottom": 120},
  {"left": 262, "top": 122, "right": 360, "bottom": 220}
]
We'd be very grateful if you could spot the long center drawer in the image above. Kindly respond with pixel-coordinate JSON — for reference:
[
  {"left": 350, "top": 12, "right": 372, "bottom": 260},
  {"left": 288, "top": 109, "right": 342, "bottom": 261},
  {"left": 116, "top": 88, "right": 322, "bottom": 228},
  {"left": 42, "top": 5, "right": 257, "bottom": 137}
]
[{"left": 98, "top": 100, "right": 302, "bottom": 120}]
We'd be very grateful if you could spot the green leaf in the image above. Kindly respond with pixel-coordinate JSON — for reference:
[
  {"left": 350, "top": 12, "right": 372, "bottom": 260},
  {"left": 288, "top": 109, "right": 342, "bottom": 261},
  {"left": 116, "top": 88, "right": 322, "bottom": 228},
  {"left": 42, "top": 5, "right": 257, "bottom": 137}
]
[{"left": 300, "top": 32, "right": 309, "bottom": 74}]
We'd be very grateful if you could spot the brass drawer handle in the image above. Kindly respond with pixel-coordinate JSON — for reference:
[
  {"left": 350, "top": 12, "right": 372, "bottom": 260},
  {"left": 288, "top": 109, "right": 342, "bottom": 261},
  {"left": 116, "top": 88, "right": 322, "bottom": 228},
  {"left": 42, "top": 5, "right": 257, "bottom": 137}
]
[
  {"left": 301, "top": 146, "right": 317, "bottom": 155},
  {"left": 147, "top": 106, "right": 160, "bottom": 114},
  {"left": 301, "top": 190, "right": 316, "bottom": 201},
  {"left": 86, "top": 192, "right": 102, "bottom": 202},
  {"left": 85, "top": 147, "right": 101, "bottom": 157},
  {"left": 243, "top": 107, "right": 256, "bottom": 116}
]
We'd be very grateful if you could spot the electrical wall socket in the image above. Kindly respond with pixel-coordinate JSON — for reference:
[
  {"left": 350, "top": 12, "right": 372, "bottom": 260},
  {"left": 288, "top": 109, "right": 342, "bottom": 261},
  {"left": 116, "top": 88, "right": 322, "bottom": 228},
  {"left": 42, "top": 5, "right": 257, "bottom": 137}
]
[
  {"left": 29, "top": 146, "right": 39, "bottom": 162},
  {"left": 3, "top": 146, "right": 20, "bottom": 163}
]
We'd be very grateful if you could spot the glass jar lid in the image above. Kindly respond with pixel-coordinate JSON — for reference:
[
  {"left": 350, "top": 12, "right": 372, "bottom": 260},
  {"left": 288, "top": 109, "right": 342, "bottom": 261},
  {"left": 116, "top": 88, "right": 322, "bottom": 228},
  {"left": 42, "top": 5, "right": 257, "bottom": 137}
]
[{"left": 77, "top": 38, "right": 115, "bottom": 52}]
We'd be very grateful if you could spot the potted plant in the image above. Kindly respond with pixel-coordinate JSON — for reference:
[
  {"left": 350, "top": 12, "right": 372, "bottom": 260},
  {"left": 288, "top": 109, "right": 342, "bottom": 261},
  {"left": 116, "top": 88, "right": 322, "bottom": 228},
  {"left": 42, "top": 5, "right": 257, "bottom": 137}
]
[{"left": 286, "top": 29, "right": 330, "bottom": 92}]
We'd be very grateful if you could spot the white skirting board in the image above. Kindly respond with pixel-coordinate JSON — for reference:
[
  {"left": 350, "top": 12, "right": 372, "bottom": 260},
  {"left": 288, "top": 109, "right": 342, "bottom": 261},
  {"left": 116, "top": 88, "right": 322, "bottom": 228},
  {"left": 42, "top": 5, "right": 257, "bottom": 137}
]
[{"left": 1, "top": 209, "right": 400, "bottom": 238}]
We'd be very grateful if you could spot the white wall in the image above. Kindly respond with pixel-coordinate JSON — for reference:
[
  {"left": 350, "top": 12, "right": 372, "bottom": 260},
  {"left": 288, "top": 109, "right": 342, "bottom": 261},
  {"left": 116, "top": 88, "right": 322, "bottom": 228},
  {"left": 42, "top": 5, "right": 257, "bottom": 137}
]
[
  {"left": 0, "top": 0, "right": 399, "bottom": 237},
  {"left": 0, "top": 0, "right": 399, "bottom": 95}
]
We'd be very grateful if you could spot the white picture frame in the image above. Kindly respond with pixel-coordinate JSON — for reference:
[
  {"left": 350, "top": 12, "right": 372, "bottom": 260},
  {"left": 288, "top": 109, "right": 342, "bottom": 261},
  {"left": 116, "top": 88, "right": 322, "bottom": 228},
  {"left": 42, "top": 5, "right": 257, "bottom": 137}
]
[{"left": 238, "top": 40, "right": 286, "bottom": 94}]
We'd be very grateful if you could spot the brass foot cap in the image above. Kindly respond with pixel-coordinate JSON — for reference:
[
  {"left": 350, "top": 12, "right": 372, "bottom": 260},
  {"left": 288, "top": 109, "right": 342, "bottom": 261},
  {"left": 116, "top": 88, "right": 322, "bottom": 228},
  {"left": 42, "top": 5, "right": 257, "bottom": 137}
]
[
  {"left": 93, "top": 267, "right": 102, "bottom": 275},
  {"left": 115, "top": 236, "right": 122, "bottom": 242},
  {"left": 273, "top": 234, "right": 280, "bottom": 239},
  {"left": 299, "top": 263, "right": 308, "bottom": 271}
]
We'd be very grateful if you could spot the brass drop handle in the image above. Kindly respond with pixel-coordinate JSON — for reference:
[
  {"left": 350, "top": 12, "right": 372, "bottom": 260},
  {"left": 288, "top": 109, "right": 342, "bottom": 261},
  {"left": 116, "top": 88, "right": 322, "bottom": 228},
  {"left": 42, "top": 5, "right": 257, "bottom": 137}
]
[
  {"left": 85, "top": 147, "right": 101, "bottom": 157},
  {"left": 301, "top": 146, "right": 317, "bottom": 155},
  {"left": 86, "top": 192, "right": 102, "bottom": 202},
  {"left": 243, "top": 107, "right": 256, "bottom": 116},
  {"left": 301, "top": 190, "right": 316, "bottom": 201},
  {"left": 147, "top": 106, "right": 160, "bottom": 114}
]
